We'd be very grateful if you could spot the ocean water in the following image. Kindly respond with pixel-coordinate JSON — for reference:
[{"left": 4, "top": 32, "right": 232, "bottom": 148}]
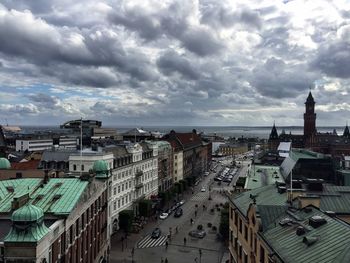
[{"left": 18, "top": 125, "right": 344, "bottom": 140}]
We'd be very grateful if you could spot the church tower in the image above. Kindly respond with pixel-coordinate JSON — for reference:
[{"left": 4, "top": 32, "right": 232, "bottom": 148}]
[
  {"left": 343, "top": 123, "right": 350, "bottom": 139},
  {"left": 268, "top": 122, "right": 279, "bottom": 151},
  {"left": 304, "top": 91, "right": 316, "bottom": 137}
]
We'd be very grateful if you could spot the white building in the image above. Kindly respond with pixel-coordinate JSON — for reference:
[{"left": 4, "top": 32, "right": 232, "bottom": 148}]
[
  {"left": 59, "top": 136, "right": 78, "bottom": 149},
  {"left": 16, "top": 139, "right": 53, "bottom": 152},
  {"left": 68, "top": 142, "right": 158, "bottom": 235}
]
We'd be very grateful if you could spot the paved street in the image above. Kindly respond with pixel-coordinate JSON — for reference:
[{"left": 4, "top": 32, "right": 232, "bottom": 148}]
[{"left": 110, "top": 163, "right": 235, "bottom": 263}]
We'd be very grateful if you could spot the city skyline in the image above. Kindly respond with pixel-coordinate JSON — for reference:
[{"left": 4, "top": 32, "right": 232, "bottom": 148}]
[{"left": 1, "top": 1, "right": 350, "bottom": 126}]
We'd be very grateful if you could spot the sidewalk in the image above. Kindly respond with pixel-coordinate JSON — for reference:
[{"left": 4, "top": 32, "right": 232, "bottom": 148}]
[
  {"left": 109, "top": 190, "right": 194, "bottom": 263},
  {"left": 110, "top": 217, "right": 158, "bottom": 263}
]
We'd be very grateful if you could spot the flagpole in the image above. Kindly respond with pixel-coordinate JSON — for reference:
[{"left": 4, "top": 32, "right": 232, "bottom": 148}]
[{"left": 80, "top": 117, "right": 83, "bottom": 177}]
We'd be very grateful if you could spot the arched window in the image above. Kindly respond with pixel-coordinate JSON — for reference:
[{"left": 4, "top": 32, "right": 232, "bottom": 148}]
[
  {"left": 73, "top": 164, "right": 77, "bottom": 171},
  {"left": 81, "top": 165, "right": 84, "bottom": 171}
]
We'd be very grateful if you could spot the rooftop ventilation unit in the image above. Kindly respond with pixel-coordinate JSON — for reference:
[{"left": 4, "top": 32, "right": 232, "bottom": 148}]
[
  {"left": 303, "top": 236, "right": 319, "bottom": 246},
  {"left": 303, "top": 207, "right": 312, "bottom": 213},
  {"left": 279, "top": 218, "right": 293, "bottom": 226},
  {"left": 278, "top": 186, "right": 286, "bottom": 194},
  {"left": 309, "top": 215, "right": 327, "bottom": 228},
  {"left": 324, "top": 211, "right": 336, "bottom": 218},
  {"left": 296, "top": 226, "right": 306, "bottom": 236}
]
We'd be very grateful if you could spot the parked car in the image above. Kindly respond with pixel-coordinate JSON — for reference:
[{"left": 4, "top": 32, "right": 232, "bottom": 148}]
[
  {"left": 189, "top": 230, "right": 206, "bottom": 238},
  {"left": 179, "top": 200, "right": 185, "bottom": 205},
  {"left": 174, "top": 208, "right": 183, "bottom": 218},
  {"left": 151, "top": 228, "right": 162, "bottom": 239},
  {"left": 201, "top": 187, "right": 206, "bottom": 192},
  {"left": 159, "top": 212, "right": 169, "bottom": 220},
  {"left": 214, "top": 177, "right": 222, "bottom": 182}
]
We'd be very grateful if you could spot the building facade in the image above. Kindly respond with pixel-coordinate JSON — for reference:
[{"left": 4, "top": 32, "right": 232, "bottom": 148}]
[
  {"left": 16, "top": 139, "right": 54, "bottom": 152},
  {"left": 268, "top": 91, "right": 350, "bottom": 157},
  {"left": 228, "top": 183, "right": 350, "bottom": 263},
  {"left": 0, "top": 177, "right": 109, "bottom": 263},
  {"left": 69, "top": 143, "right": 158, "bottom": 235}
]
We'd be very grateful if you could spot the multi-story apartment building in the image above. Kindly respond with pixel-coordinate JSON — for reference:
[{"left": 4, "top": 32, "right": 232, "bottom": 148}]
[
  {"left": 164, "top": 130, "right": 209, "bottom": 181},
  {"left": 69, "top": 142, "right": 158, "bottom": 234},
  {"left": 147, "top": 141, "right": 173, "bottom": 192},
  {"left": 228, "top": 183, "right": 350, "bottom": 263},
  {"left": 219, "top": 143, "right": 248, "bottom": 156},
  {"left": 0, "top": 176, "right": 109, "bottom": 263},
  {"left": 173, "top": 150, "right": 183, "bottom": 182},
  {"left": 16, "top": 139, "right": 53, "bottom": 152}
]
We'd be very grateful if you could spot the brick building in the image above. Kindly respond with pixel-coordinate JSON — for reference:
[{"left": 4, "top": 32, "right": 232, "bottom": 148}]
[{"left": 0, "top": 176, "right": 109, "bottom": 263}]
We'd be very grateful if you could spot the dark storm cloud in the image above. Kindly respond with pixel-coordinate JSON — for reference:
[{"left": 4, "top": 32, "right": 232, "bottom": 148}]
[
  {"left": 0, "top": 8, "right": 156, "bottom": 83},
  {"left": 180, "top": 28, "right": 223, "bottom": 56},
  {"left": 109, "top": 2, "right": 223, "bottom": 56},
  {"left": 109, "top": 9, "right": 162, "bottom": 41},
  {"left": 26, "top": 93, "right": 59, "bottom": 109},
  {"left": 250, "top": 58, "right": 316, "bottom": 98},
  {"left": 1, "top": 0, "right": 350, "bottom": 126},
  {"left": 156, "top": 51, "right": 200, "bottom": 80},
  {"left": 200, "top": 3, "right": 262, "bottom": 30},
  {"left": 311, "top": 41, "right": 350, "bottom": 78}
]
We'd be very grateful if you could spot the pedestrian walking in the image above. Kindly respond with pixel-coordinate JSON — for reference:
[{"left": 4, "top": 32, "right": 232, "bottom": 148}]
[
  {"left": 184, "top": 237, "right": 187, "bottom": 246},
  {"left": 165, "top": 241, "right": 168, "bottom": 250},
  {"left": 190, "top": 218, "right": 194, "bottom": 225},
  {"left": 161, "top": 257, "right": 164, "bottom": 263},
  {"left": 175, "top": 226, "right": 178, "bottom": 233},
  {"left": 165, "top": 258, "right": 168, "bottom": 263}
]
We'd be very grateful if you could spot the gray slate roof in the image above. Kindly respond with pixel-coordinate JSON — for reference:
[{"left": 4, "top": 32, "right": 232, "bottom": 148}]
[{"left": 41, "top": 150, "right": 77, "bottom": 162}]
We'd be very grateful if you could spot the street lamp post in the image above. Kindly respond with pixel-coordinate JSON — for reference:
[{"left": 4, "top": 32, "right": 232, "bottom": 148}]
[{"left": 131, "top": 247, "right": 135, "bottom": 263}]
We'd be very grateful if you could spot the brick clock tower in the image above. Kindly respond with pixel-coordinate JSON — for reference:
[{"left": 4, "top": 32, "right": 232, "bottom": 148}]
[{"left": 304, "top": 91, "right": 316, "bottom": 137}]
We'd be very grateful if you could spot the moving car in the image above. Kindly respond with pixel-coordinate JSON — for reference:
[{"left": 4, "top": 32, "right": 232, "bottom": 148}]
[
  {"left": 159, "top": 212, "right": 169, "bottom": 220},
  {"left": 201, "top": 187, "right": 206, "bottom": 192},
  {"left": 174, "top": 208, "right": 183, "bottom": 218},
  {"left": 189, "top": 230, "right": 206, "bottom": 238},
  {"left": 151, "top": 228, "right": 161, "bottom": 239},
  {"left": 179, "top": 200, "right": 185, "bottom": 205}
]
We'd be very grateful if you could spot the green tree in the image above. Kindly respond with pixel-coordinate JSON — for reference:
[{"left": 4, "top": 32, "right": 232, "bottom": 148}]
[
  {"left": 138, "top": 199, "right": 152, "bottom": 217},
  {"left": 219, "top": 203, "right": 229, "bottom": 241},
  {"left": 119, "top": 210, "right": 134, "bottom": 233},
  {"left": 179, "top": 179, "right": 187, "bottom": 191}
]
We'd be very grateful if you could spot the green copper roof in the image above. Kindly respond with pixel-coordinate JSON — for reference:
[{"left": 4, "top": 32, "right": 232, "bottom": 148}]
[
  {"left": 5, "top": 204, "right": 49, "bottom": 243},
  {"left": 12, "top": 203, "right": 44, "bottom": 222},
  {"left": 0, "top": 158, "right": 10, "bottom": 169},
  {"left": 93, "top": 160, "right": 109, "bottom": 178},
  {"left": 230, "top": 184, "right": 287, "bottom": 216},
  {"left": 4, "top": 221, "right": 50, "bottom": 243},
  {"left": 262, "top": 207, "right": 350, "bottom": 263},
  {"left": 0, "top": 178, "right": 88, "bottom": 215},
  {"left": 245, "top": 165, "right": 284, "bottom": 190}
]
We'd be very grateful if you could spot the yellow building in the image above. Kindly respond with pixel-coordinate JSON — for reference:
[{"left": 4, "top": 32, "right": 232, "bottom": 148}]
[{"left": 219, "top": 143, "right": 248, "bottom": 156}]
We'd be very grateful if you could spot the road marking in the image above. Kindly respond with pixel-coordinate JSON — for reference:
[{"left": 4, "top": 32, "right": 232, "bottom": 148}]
[{"left": 137, "top": 235, "right": 167, "bottom": 249}]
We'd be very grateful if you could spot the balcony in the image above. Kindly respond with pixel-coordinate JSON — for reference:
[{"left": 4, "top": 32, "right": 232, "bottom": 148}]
[
  {"left": 135, "top": 170, "right": 143, "bottom": 178},
  {"left": 133, "top": 194, "right": 145, "bottom": 203},
  {"left": 135, "top": 182, "right": 143, "bottom": 189}
]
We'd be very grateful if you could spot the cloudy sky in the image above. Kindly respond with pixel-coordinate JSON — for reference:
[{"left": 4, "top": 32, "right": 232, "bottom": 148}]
[{"left": 1, "top": 0, "right": 350, "bottom": 127}]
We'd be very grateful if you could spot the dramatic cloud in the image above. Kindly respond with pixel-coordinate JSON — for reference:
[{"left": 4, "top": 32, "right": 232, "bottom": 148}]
[{"left": 1, "top": 0, "right": 350, "bottom": 126}]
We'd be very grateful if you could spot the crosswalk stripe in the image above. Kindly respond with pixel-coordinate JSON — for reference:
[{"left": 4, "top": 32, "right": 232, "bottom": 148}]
[{"left": 137, "top": 235, "right": 167, "bottom": 248}]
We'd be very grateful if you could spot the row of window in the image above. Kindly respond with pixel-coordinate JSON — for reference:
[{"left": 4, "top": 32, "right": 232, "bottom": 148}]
[
  {"left": 113, "top": 193, "right": 132, "bottom": 211},
  {"left": 113, "top": 181, "right": 132, "bottom": 195}
]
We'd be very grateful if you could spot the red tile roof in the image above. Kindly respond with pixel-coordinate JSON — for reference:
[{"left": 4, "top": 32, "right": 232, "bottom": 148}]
[{"left": 11, "top": 160, "right": 40, "bottom": 170}]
